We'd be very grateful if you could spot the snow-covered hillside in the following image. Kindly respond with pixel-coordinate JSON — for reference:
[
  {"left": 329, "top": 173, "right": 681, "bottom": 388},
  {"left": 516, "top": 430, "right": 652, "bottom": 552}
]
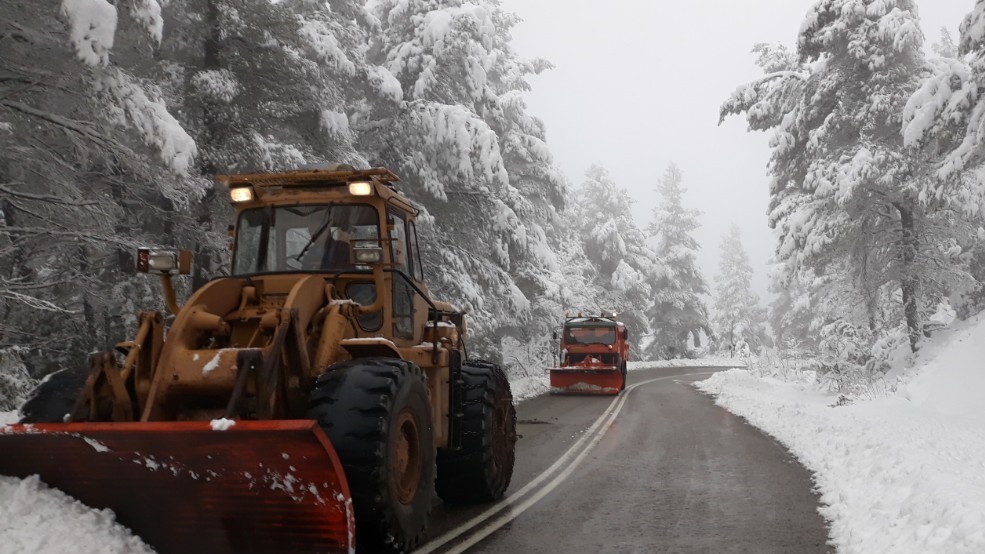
[{"left": 697, "top": 313, "right": 985, "bottom": 553}]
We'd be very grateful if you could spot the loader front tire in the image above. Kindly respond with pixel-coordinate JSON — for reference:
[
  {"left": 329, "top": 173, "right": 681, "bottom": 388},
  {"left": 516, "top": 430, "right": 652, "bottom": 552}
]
[
  {"left": 436, "top": 360, "right": 516, "bottom": 504},
  {"left": 307, "top": 358, "right": 435, "bottom": 553}
]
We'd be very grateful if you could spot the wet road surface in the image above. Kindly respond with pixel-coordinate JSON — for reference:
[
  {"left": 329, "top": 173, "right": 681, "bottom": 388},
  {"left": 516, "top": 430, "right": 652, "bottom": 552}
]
[{"left": 421, "top": 366, "right": 831, "bottom": 553}]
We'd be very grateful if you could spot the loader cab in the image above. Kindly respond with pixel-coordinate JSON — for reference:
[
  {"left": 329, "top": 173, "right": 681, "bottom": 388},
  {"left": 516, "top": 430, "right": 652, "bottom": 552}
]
[
  {"left": 221, "top": 167, "right": 432, "bottom": 346},
  {"left": 231, "top": 204, "right": 380, "bottom": 274}
]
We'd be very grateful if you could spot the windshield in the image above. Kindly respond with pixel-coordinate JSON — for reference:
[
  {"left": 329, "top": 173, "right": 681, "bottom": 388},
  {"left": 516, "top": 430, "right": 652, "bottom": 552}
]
[
  {"left": 564, "top": 325, "right": 617, "bottom": 345},
  {"left": 233, "top": 204, "right": 380, "bottom": 275}
]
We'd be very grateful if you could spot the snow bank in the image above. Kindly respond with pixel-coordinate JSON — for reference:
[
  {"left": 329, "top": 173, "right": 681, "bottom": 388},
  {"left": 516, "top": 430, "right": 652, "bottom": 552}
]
[
  {"left": 696, "top": 312, "right": 985, "bottom": 554},
  {"left": 628, "top": 357, "right": 747, "bottom": 370},
  {"left": 0, "top": 475, "right": 154, "bottom": 554},
  {"left": 510, "top": 374, "right": 550, "bottom": 404},
  {"left": 0, "top": 411, "right": 17, "bottom": 425},
  {"left": 901, "top": 313, "right": 985, "bottom": 418}
]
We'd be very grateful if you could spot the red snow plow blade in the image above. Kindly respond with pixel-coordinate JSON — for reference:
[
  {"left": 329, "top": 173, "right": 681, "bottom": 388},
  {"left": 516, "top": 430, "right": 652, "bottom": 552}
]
[
  {"left": 549, "top": 364, "right": 624, "bottom": 395},
  {"left": 0, "top": 420, "right": 354, "bottom": 554}
]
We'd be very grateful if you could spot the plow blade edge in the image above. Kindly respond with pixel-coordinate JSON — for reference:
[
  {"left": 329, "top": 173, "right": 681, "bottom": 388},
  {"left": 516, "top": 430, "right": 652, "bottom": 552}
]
[
  {"left": 0, "top": 420, "right": 354, "bottom": 553},
  {"left": 549, "top": 367, "right": 623, "bottom": 395}
]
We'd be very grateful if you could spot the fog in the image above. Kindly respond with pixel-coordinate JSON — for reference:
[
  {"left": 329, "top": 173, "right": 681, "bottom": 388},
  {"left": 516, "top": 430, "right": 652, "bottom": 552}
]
[{"left": 500, "top": 0, "right": 973, "bottom": 301}]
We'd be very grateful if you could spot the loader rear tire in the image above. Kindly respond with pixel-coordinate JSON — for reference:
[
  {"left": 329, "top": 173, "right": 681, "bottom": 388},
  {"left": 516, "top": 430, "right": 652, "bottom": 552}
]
[
  {"left": 307, "top": 357, "right": 435, "bottom": 553},
  {"left": 18, "top": 366, "right": 88, "bottom": 423},
  {"left": 436, "top": 360, "right": 516, "bottom": 505}
]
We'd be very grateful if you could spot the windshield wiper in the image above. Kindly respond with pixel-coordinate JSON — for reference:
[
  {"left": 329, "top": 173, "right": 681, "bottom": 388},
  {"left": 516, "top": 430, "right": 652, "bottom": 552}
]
[{"left": 294, "top": 219, "right": 332, "bottom": 263}]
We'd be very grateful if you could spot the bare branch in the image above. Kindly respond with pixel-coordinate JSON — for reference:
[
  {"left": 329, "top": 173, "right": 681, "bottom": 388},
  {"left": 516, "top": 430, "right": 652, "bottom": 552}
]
[
  {"left": 0, "top": 183, "right": 98, "bottom": 206},
  {"left": 0, "top": 100, "right": 123, "bottom": 149}
]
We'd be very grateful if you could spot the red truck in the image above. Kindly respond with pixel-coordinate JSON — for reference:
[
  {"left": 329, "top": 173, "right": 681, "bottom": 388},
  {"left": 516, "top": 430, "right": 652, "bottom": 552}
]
[{"left": 549, "top": 313, "right": 629, "bottom": 395}]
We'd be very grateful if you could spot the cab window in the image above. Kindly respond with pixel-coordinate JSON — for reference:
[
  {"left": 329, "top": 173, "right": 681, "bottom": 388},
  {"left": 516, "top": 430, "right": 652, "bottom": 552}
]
[
  {"left": 389, "top": 209, "right": 414, "bottom": 339},
  {"left": 409, "top": 221, "right": 424, "bottom": 282}
]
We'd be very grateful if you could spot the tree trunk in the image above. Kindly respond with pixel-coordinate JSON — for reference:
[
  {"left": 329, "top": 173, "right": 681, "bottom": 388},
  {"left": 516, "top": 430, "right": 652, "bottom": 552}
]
[
  {"left": 896, "top": 202, "right": 920, "bottom": 353},
  {"left": 190, "top": 0, "right": 223, "bottom": 289}
]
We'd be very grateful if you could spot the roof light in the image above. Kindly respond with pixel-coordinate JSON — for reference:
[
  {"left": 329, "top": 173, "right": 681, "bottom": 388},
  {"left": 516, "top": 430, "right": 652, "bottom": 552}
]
[
  {"left": 230, "top": 186, "right": 254, "bottom": 203},
  {"left": 348, "top": 181, "right": 373, "bottom": 196}
]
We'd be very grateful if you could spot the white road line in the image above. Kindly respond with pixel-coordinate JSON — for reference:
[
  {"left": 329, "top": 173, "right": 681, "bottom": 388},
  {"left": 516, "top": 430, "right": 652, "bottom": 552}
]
[{"left": 416, "top": 370, "right": 715, "bottom": 553}]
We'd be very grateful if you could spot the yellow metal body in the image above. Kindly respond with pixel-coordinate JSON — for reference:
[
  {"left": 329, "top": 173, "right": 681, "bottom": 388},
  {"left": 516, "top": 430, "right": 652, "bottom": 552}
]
[{"left": 72, "top": 167, "right": 466, "bottom": 450}]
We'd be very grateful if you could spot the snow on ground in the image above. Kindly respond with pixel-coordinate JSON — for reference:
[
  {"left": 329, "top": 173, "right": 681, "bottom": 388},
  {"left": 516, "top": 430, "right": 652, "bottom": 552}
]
[
  {"left": 510, "top": 374, "right": 551, "bottom": 403},
  {"left": 628, "top": 357, "right": 746, "bottom": 370},
  {"left": 0, "top": 410, "right": 156, "bottom": 553},
  {"left": 0, "top": 475, "right": 155, "bottom": 554},
  {"left": 696, "top": 313, "right": 985, "bottom": 554}
]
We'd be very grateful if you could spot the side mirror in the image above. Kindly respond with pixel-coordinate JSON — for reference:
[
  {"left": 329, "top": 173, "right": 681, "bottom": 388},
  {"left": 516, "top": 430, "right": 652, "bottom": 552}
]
[
  {"left": 622, "top": 329, "right": 629, "bottom": 340},
  {"left": 136, "top": 248, "right": 192, "bottom": 275}
]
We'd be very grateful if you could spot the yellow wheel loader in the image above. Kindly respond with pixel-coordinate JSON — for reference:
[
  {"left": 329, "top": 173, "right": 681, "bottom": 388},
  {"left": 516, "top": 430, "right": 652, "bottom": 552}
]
[{"left": 0, "top": 165, "right": 517, "bottom": 553}]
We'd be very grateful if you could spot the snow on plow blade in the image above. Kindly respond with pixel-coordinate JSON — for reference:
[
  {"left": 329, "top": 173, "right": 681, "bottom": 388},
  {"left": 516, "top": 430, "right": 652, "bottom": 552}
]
[
  {"left": 549, "top": 367, "right": 623, "bottom": 395},
  {"left": 0, "top": 420, "right": 354, "bottom": 554}
]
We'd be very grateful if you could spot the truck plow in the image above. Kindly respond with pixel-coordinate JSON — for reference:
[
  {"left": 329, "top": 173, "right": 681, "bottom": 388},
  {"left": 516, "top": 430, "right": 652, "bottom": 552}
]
[
  {"left": 549, "top": 360, "right": 625, "bottom": 395},
  {"left": 0, "top": 420, "right": 354, "bottom": 553}
]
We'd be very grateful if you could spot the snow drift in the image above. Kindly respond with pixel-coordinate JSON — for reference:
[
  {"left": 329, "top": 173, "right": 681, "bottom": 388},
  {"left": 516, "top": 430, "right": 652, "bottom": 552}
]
[{"left": 697, "top": 313, "right": 985, "bottom": 553}]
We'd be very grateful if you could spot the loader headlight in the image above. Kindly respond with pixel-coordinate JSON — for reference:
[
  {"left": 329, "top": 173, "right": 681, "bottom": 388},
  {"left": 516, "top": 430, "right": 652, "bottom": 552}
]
[
  {"left": 348, "top": 181, "right": 373, "bottom": 196},
  {"left": 229, "top": 186, "right": 255, "bottom": 203},
  {"left": 353, "top": 246, "right": 383, "bottom": 264}
]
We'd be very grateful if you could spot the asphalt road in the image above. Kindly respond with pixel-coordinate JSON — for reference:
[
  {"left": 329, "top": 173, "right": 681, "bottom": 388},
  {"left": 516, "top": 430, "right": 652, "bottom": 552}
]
[{"left": 420, "top": 366, "right": 831, "bottom": 553}]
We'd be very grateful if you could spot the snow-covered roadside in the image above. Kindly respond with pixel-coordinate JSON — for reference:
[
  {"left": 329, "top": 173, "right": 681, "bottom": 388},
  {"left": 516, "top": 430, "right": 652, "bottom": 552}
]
[
  {"left": 0, "top": 475, "right": 155, "bottom": 554},
  {"left": 696, "top": 316, "right": 985, "bottom": 554},
  {"left": 628, "top": 357, "right": 746, "bottom": 370},
  {"left": 0, "top": 410, "right": 155, "bottom": 553},
  {"left": 509, "top": 357, "right": 745, "bottom": 402}
]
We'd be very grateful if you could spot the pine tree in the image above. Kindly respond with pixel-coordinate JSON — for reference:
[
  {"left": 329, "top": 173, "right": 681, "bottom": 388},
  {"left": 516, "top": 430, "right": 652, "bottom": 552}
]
[
  {"left": 932, "top": 27, "right": 959, "bottom": 58},
  {"left": 153, "top": 0, "right": 382, "bottom": 285},
  {"left": 645, "top": 164, "right": 710, "bottom": 359},
  {"left": 0, "top": 1, "right": 205, "bottom": 377},
  {"left": 567, "top": 165, "right": 659, "bottom": 344},
  {"left": 362, "top": 0, "right": 567, "bottom": 360},
  {"left": 723, "top": 0, "right": 973, "bottom": 354},
  {"left": 712, "top": 225, "right": 769, "bottom": 354}
]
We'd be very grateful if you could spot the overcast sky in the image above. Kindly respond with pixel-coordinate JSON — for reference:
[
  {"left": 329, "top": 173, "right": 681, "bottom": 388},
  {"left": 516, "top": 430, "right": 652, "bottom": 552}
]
[{"left": 499, "top": 0, "right": 973, "bottom": 302}]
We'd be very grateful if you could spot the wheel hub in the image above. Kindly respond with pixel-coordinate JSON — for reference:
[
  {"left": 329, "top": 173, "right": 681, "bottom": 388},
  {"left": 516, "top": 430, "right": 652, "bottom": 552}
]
[{"left": 391, "top": 410, "right": 421, "bottom": 504}]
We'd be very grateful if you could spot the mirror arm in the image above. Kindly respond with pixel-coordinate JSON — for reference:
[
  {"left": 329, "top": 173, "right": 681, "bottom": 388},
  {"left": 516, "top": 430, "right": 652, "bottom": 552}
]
[{"left": 160, "top": 275, "right": 182, "bottom": 316}]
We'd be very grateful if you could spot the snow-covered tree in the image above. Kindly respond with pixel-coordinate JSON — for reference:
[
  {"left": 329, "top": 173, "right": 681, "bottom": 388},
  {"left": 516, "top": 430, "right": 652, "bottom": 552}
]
[
  {"left": 1, "top": 1, "right": 206, "bottom": 377},
  {"left": 566, "top": 166, "right": 659, "bottom": 344},
  {"left": 901, "top": 5, "right": 985, "bottom": 222},
  {"left": 932, "top": 27, "right": 959, "bottom": 58},
  {"left": 902, "top": 2, "right": 985, "bottom": 183},
  {"left": 152, "top": 0, "right": 383, "bottom": 284},
  {"left": 723, "top": 0, "right": 975, "bottom": 354},
  {"left": 645, "top": 164, "right": 710, "bottom": 359},
  {"left": 361, "top": 0, "right": 568, "bottom": 359},
  {"left": 712, "top": 224, "right": 769, "bottom": 354}
]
